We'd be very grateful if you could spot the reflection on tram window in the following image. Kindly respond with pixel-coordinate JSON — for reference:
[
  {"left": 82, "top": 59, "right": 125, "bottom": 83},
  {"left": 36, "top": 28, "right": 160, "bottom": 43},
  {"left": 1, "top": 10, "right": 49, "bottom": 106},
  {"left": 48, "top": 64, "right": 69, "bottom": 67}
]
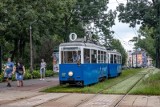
[
  {"left": 61, "top": 50, "right": 81, "bottom": 63},
  {"left": 72, "top": 51, "right": 81, "bottom": 63},
  {"left": 84, "top": 49, "right": 90, "bottom": 63}
]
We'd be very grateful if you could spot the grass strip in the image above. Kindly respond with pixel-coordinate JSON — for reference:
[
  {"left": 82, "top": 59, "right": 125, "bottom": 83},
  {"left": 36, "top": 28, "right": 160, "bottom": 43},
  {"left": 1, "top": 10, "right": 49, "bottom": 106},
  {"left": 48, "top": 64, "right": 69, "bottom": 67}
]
[{"left": 129, "top": 70, "right": 160, "bottom": 95}]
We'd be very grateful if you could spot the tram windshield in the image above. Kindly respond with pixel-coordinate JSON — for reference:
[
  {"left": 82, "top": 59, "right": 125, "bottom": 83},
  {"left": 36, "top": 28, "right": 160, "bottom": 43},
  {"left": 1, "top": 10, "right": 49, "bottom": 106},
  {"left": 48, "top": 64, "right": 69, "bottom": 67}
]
[{"left": 61, "top": 50, "right": 81, "bottom": 64}]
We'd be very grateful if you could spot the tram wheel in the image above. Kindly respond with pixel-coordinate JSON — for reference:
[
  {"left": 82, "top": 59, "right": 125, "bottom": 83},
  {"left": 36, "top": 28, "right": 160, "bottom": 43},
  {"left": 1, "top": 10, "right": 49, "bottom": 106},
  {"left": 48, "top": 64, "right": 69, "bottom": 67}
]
[{"left": 76, "top": 81, "right": 84, "bottom": 87}]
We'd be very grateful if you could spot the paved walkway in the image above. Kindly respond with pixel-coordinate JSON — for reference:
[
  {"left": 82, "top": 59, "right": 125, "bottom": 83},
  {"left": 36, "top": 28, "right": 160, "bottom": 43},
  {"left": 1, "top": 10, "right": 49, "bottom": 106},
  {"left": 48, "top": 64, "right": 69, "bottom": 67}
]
[{"left": 0, "top": 77, "right": 160, "bottom": 107}]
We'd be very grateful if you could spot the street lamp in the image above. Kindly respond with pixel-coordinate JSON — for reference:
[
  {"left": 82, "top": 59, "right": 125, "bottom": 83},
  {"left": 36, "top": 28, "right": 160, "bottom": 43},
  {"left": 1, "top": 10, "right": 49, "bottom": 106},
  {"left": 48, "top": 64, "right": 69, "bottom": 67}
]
[{"left": 29, "top": 20, "right": 36, "bottom": 74}]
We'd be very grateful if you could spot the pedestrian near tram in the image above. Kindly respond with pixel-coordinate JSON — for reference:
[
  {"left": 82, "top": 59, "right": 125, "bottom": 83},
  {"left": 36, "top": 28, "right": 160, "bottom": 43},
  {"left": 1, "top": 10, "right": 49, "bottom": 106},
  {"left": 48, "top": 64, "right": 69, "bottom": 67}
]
[
  {"left": 3, "top": 58, "right": 15, "bottom": 87},
  {"left": 40, "top": 59, "right": 46, "bottom": 80},
  {"left": 14, "top": 60, "right": 25, "bottom": 87}
]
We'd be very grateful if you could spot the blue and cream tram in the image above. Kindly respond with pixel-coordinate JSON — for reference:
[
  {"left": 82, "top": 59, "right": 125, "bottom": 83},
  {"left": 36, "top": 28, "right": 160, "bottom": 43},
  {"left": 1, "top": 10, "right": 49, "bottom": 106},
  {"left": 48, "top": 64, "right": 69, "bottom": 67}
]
[
  {"left": 108, "top": 50, "right": 122, "bottom": 77},
  {"left": 59, "top": 38, "right": 122, "bottom": 86}
]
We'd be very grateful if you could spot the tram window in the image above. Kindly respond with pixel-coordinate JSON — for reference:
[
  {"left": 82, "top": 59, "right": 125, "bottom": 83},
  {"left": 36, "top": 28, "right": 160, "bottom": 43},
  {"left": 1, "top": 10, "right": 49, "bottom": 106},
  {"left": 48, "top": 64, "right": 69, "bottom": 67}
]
[
  {"left": 110, "top": 54, "right": 113, "bottom": 63},
  {"left": 98, "top": 50, "right": 101, "bottom": 63},
  {"left": 105, "top": 53, "right": 108, "bottom": 63},
  {"left": 65, "top": 51, "right": 72, "bottom": 63},
  {"left": 114, "top": 55, "right": 117, "bottom": 63},
  {"left": 104, "top": 52, "right": 106, "bottom": 63},
  {"left": 119, "top": 56, "right": 121, "bottom": 64},
  {"left": 117, "top": 56, "right": 119, "bottom": 64},
  {"left": 101, "top": 51, "right": 104, "bottom": 63},
  {"left": 117, "top": 55, "right": 120, "bottom": 64},
  {"left": 120, "top": 56, "right": 122, "bottom": 64},
  {"left": 72, "top": 51, "right": 81, "bottom": 63},
  {"left": 91, "top": 50, "right": 97, "bottom": 63},
  {"left": 84, "top": 49, "right": 90, "bottom": 63},
  {"left": 61, "top": 51, "right": 64, "bottom": 63},
  {"left": 61, "top": 51, "right": 81, "bottom": 63}
]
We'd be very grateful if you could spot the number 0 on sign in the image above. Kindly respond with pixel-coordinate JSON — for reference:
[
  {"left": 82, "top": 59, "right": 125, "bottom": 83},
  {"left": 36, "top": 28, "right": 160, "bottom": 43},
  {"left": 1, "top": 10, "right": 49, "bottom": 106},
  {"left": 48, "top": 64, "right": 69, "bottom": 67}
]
[{"left": 69, "top": 33, "right": 77, "bottom": 41}]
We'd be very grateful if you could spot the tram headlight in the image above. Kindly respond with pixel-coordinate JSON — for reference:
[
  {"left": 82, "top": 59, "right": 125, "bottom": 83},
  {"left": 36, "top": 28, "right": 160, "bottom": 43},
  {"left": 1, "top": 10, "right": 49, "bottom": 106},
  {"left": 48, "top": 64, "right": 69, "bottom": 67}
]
[{"left": 68, "top": 71, "right": 73, "bottom": 76}]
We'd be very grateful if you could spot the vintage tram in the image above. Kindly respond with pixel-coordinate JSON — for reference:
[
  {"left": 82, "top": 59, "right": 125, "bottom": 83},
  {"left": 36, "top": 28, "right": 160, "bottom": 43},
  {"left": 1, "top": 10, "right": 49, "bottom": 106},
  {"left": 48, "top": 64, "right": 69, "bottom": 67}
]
[{"left": 59, "top": 36, "right": 122, "bottom": 86}]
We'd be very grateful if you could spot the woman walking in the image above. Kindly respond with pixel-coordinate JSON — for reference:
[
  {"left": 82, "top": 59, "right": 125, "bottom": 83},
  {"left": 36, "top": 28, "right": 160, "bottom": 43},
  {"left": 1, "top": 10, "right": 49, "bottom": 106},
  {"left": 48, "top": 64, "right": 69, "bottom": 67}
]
[{"left": 15, "top": 60, "right": 25, "bottom": 87}]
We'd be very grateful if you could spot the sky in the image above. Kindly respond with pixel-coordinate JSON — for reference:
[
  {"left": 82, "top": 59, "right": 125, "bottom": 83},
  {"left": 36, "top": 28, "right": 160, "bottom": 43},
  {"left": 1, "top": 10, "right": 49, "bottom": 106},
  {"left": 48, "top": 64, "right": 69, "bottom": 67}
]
[{"left": 108, "top": 0, "right": 140, "bottom": 51}]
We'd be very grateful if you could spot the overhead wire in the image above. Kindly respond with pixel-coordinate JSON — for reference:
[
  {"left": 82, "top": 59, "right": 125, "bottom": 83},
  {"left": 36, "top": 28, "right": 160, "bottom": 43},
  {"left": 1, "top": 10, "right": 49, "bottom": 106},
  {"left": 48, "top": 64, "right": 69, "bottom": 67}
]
[{"left": 112, "top": 30, "right": 134, "bottom": 50}]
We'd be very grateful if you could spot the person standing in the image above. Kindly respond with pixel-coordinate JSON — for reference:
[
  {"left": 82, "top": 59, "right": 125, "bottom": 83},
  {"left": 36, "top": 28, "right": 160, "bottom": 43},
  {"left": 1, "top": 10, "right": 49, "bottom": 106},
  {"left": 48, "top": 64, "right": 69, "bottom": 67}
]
[
  {"left": 40, "top": 59, "right": 46, "bottom": 80},
  {"left": 3, "top": 58, "right": 15, "bottom": 87},
  {"left": 14, "top": 60, "right": 25, "bottom": 87}
]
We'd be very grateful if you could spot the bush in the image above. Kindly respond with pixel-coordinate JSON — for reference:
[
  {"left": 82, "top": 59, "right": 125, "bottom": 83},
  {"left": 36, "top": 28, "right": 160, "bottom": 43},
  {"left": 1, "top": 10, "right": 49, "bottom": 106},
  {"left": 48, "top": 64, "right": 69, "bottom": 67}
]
[
  {"left": 32, "top": 70, "right": 41, "bottom": 79},
  {"left": 45, "top": 70, "right": 54, "bottom": 77},
  {"left": 0, "top": 74, "right": 3, "bottom": 82}
]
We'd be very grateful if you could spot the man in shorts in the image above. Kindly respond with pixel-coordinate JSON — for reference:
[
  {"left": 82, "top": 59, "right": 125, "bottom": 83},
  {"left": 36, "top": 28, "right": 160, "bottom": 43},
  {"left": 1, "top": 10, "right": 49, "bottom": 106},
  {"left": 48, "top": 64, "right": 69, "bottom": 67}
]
[{"left": 3, "top": 58, "right": 15, "bottom": 87}]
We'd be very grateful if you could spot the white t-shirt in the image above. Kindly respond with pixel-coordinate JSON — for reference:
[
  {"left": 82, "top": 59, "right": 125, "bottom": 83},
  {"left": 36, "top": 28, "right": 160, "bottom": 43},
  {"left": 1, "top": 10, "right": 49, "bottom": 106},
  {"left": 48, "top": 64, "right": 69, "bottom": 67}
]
[{"left": 40, "top": 62, "right": 46, "bottom": 69}]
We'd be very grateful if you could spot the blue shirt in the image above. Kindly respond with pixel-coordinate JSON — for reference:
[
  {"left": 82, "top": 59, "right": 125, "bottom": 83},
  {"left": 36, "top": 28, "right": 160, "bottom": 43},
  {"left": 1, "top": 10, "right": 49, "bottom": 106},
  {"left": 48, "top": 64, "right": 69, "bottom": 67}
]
[{"left": 5, "top": 62, "right": 14, "bottom": 74}]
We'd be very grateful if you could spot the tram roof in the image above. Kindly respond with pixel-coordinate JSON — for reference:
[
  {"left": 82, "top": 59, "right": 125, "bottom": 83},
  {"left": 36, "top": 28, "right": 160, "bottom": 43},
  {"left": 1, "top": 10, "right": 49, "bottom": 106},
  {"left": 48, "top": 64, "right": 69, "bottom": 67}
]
[{"left": 59, "top": 41, "right": 106, "bottom": 50}]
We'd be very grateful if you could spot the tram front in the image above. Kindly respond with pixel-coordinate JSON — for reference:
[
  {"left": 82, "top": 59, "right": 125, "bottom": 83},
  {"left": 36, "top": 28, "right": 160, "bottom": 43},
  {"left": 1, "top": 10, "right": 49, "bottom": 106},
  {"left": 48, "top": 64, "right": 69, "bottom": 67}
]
[{"left": 59, "top": 44, "right": 84, "bottom": 86}]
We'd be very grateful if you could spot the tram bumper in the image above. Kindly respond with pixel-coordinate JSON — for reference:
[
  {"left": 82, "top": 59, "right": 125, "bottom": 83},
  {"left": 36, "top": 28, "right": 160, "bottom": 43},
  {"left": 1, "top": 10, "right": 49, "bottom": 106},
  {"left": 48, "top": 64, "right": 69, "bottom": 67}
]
[{"left": 68, "top": 77, "right": 75, "bottom": 82}]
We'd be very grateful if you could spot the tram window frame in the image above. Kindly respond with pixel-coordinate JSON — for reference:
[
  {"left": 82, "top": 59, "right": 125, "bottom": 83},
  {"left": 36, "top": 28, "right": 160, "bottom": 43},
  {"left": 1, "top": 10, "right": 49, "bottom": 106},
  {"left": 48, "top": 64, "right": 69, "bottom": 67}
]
[
  {"left": 118, "top": 55, "right": 121, "bottom": 64},
  {"left": 84, "top": 49, "right": 90, "bottom": 63},
  {"left": 61, "top": 50, "right": 81, "bottom": 64},
  {"left": 106, "top": 54, "right": 109, "bottom": 63},
  {"left": 114, "top": 54, "right": 117, "bottom": 63},
  {"left": 110, "top": 54, "right": 113, "bottom": 64},
  {"left": 98, "top": 50, "right": 101, "bottom": 63},
  {"left": 117, "top": 55, "right": 120, "bottom": 64},
  {"left": 91, "top": 49, "right": 97, "bottom": 63},
  {"left": 120, "top": 56, "right": 122, "bottom": 64},
  {"left": 101, "top": 51, "right": 104, "bottom": 63},
  {"left": 61, "top": 51, "right": 64, "bottom": 64},
  {"left": 117, "top": 55, "right": 119, "bottom": 64},
  {"left": 104, "top": 52, "right": 106, "bottom": 63}
]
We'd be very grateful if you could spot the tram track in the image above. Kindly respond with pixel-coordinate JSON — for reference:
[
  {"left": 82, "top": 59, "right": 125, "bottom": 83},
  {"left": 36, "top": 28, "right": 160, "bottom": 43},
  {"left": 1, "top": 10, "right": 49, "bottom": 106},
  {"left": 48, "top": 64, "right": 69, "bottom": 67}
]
[
  {"left": 113, "top": 68, "right": 154, "bottom": 107},
  {"left": 75, "top": 68, "right": 154, "bottom": 107}
]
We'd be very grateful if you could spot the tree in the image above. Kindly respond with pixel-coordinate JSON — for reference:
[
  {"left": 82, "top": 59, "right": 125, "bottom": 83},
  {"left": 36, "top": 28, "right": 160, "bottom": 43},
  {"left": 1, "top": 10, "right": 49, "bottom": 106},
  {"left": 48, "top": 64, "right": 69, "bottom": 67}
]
[
  {"left": 134, "top": 27, "right": 155, "bottom": 62},
  {"left": 117, "top": 0, "right": 160, "bottom": 68},
  {"left": 72, "top": 0, "right": 116, "bottom": 41}
]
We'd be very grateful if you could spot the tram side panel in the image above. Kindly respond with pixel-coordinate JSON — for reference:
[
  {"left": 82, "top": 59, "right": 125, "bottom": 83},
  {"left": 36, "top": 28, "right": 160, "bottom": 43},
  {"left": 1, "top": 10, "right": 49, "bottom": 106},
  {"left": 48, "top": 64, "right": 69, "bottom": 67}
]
[
  {"left": 82, "top": 64, "right": 108, "bottom": 85},
  {"left": 97, "top": 64, "right": 108, "bottom": 81},
  {"left": 108, "top": 64, "right": 122, "bottom": 77},
  {"left": 59, "top": 63, "right": 108, "bottom": 86},
  {"left": 82, "top": 64, "right": 99, "bottom": 85}
]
